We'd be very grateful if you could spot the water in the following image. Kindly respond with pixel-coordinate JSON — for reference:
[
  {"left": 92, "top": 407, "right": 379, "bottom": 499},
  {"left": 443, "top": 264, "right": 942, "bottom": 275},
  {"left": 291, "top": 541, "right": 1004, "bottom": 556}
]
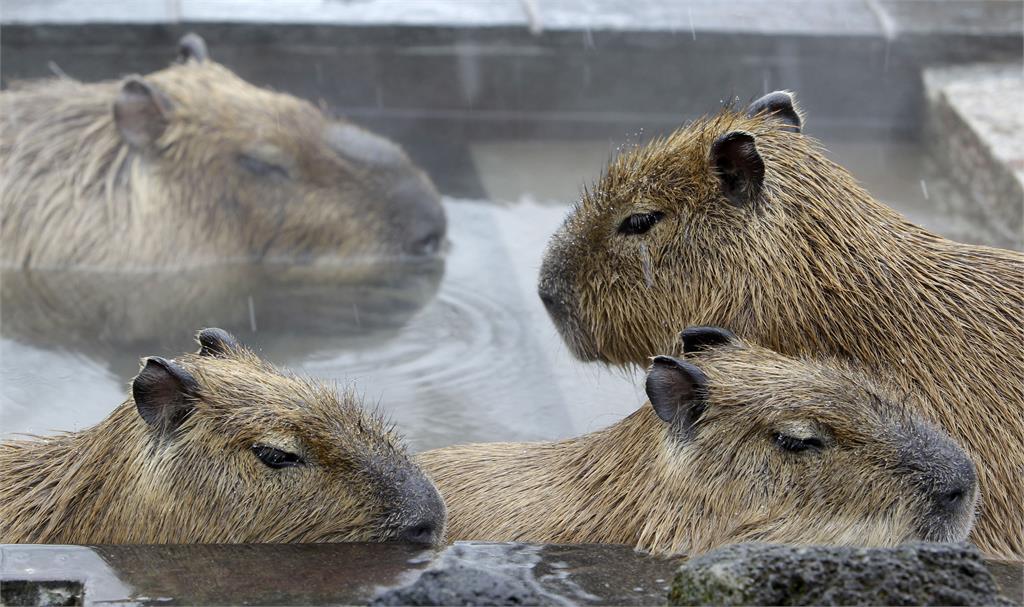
[{"left": 0, "top": 136, "right": 988, "bottom": 452}]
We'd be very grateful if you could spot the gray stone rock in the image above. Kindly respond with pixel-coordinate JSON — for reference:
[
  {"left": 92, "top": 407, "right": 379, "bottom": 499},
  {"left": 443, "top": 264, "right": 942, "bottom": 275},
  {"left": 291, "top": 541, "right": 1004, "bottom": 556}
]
[
  {"left": 372, "top": 544, "right": 561, "bottom": 606},
  {"left": 669, "top": 542, "right": 1013, "bottom": 606},
  {"left": 373, "top": 564, "right": 549, "bottom": 606}
]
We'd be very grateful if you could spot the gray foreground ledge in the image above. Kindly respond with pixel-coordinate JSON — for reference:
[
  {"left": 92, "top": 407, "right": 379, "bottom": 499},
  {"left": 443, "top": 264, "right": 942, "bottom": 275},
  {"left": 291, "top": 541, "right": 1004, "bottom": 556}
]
[{"left": 2, "top": 542, "right": 1021, "bottom": 606}]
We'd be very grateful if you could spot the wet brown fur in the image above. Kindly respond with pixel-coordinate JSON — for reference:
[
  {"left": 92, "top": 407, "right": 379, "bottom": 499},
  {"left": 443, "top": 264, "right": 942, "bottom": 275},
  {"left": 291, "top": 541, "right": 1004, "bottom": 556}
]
[
  {"left": 0, "top": 54, "right": 442, "bottom": 269},
  {"left": 0, "top": 336, "right": 442, "bottom": 543},
  {"left": 539, "top": 102, "right": 1024, "bottom": 557},
  {"left": 418, "top": 339, "right": 977, "bottom": 556}
]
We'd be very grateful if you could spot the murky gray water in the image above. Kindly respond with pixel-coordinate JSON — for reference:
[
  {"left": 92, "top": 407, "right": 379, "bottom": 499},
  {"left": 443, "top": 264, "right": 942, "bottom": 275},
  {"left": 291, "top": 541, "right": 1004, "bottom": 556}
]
[{"left": 0, "top": 137, "right": 986, "bottom": 452}]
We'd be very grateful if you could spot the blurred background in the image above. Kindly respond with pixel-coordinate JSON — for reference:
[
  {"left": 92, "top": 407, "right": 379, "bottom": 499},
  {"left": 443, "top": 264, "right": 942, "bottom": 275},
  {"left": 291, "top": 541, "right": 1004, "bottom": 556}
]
[{"left": 1, "top": 0, "right": 1021, "bottom": 451}]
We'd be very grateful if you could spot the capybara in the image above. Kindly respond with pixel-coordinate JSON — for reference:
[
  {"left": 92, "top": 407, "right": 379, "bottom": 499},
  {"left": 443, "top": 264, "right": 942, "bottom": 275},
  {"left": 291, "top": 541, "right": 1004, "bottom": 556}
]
[
  {"left": 418, "top": 327, "right": 978, "bottom": 556},
  {"left": 537, "top": 91, "right": 1023, "bottom": 557},
  {"left": 0, "top": 328, "right": 446, "bottom": 544},
  {"left": 0, "top": 34, "right": 446, "bottom": 270}
]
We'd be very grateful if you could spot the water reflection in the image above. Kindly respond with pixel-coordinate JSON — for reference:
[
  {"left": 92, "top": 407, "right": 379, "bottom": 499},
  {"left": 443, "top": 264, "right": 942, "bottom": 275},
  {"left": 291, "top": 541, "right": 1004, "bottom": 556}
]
[
  {"left": 0, "top": 256, "right": 446, "bottom": 437},
  {"left": 0, "top": 200, "right": 648, "bottom": 449}
]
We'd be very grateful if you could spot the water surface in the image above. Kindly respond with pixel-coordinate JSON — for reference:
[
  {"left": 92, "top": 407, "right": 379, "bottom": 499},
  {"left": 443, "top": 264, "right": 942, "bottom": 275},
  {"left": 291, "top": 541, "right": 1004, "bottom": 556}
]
[{"left": 0, "top": 137, "right": 985, "bottom": 451}]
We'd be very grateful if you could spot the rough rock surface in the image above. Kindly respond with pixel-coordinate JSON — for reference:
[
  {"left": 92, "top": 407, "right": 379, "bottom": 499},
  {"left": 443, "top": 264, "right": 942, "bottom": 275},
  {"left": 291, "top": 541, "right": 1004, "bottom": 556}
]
[
  {"left": 669, "top": 542, "right": 1014, "bottom": 606},
  {"left": 372, "top": 544, "right": 560, "bottom": 606}
]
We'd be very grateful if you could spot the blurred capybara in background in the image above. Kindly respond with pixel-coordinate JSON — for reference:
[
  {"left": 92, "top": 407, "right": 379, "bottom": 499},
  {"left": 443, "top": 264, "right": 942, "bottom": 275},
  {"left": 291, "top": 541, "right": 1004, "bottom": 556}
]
[
  {"left": 0, "top": 328, "right": 446, "bottom": 544},
  {"left": 0, "top": 34, "right": 446, "bottom": 270},
  {"left": 419, "top": 327, "right": 978, "bottom": 556},
  {"left": 538, "top": 91, "right": 1023, "bottom": 557}
]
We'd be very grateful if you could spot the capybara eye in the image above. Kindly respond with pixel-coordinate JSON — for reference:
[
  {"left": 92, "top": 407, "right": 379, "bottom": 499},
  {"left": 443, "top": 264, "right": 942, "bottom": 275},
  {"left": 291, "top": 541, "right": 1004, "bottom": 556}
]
[
  {"left": 236, "top": 154, "right": 289, "bottom": 179},
  {"left": 251, "top": 444, "right": 304, "bottom": 469},
  {"left": 773, "top": 433, "right": 825, "bottom": 453},
  {"left": 617, "top": 211, "right": 664, "bottom": 236}
]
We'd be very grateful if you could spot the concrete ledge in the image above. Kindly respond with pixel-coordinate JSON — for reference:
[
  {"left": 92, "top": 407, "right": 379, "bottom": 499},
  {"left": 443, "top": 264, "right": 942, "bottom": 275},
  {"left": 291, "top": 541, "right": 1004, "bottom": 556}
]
[
  {"left": 925, "top": 63, "right": 1024, "bottom": 249},
  {"left": 2, "top": 1, "right": 1021, "bottom": 144}
]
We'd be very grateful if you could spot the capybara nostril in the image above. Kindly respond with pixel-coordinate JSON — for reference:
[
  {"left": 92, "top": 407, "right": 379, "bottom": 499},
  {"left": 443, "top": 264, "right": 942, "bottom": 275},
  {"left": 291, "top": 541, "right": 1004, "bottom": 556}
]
[
  {"left": 940, "top": 488, "right": 966, "bottom": 509},
  {"left": 931, "top": 457, "right": 977, "bottom": 516},
  {"left": 391, "top": 177, "right": 446, "bottom": 257},
  {"left": 537, "top": 281, "right": 566, "bottom": 317},
  {"left": 538, "top": 285, "right": 557, "bottom": 309},
  {"left": 399, "top": 521, "right": 439, "bottom": 545},
  {"left": 407, "top": 225, "right": 445, "bottom": 257}
]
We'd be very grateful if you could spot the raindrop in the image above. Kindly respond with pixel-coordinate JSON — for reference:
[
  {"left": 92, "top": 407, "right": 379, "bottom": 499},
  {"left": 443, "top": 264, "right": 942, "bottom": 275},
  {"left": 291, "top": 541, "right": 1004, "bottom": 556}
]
[
  {"left": 688, "top": 8, "right": 696, "bottom": 41},
  {"left": 920, "top": 179, "right": 929, "bottom": 200},
  {"left": 583, "top": 28, "right": 595, "bottom": 51},
  {"left": 248, "top": 295, "right": 258, "bottom": 333}
]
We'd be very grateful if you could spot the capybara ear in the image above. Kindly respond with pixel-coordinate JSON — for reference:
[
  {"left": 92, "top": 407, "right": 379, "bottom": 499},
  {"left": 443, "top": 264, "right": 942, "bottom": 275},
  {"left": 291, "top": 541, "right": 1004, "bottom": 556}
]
[
  {"left": 113, "top": 76, "right": 172, "bottom": 149},
  {"left": 709, "top": 131, "right": 765, "bottom": 208},
  {"left": 197, "top": 327, "right": 242, "bottom": 358},
  {"left": 646, "top": 356, "right": 709, "bottom": 439},
  {"left": 679, "top": 326, "right": 738, "bottom": 355},
  {"left": 132, "top": 357, "right": 199, "bottom": 433},
  {"left": 176, "top": 32, "right": 209, "bottom": 64},
  {"left": 746, "top": 90, "right": 802, "bottom": 133}
]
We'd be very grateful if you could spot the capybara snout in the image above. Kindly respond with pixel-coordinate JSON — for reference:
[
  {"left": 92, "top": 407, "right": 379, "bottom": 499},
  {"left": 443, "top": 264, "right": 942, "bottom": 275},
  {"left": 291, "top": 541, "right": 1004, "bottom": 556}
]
[
  {"left": 323, "top": 122, "right": 447, "bottom": 257},
  {"left": 897, "top": 422, "right": 979, "bottom": 543},
  {"left": 385, "top": 466, "right": 447, "bottom": 545},
  {"left": 0, "top": 328, "right": 446, "bottom": 544}
]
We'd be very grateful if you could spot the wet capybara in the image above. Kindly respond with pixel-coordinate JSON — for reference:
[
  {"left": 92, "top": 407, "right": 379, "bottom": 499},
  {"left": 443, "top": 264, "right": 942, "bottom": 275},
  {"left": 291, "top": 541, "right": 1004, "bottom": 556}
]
[
  {"left": 537, "top": 91, "right": 1023, "bottom": 558},
  {"left": 0, "top": 328, "right": 446, "bottom": 544},
  {"left": 0, "top": 34, "right": 446, "bottom": 270},
  {"left": 418, "top": 327, "right": 978, "bottom": 556}
]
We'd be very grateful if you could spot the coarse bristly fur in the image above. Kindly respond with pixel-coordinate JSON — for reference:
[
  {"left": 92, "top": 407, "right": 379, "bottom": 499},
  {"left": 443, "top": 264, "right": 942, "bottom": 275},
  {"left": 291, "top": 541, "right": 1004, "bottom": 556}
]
[
  {"left": 0, "top": 36, "right": 445, "bottom": 270},
  {"left": 0, "top": 330, "right": 445, "bottom": 544},
  {"left": 537, "top": 93, "right": 1024, "bottom": 558},
  {"left": 418, "top": 336, "right": 978, "bottom": 556}
]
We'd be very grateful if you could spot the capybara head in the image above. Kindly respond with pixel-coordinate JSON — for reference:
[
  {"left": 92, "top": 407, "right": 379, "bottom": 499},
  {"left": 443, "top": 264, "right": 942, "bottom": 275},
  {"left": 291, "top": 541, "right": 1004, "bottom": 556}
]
[
  {"left": 641, "top": 327, "right": 978, "bottom": 551},
  {"left": 538, "top": 91, "right": 879, "bottom": 363},
  {"left": 126, "top": 328, "right": 446, "bottom": 543},
  {"left": 111, "top": 35, "right": 444, "bottom": 262}
]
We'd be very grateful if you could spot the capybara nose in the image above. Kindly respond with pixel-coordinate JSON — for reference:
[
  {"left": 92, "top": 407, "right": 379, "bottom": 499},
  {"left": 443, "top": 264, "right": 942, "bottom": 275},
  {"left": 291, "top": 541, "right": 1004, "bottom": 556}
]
[
  {"left": 407, "top": 222, "right": 445, "bottom": 256},
  {"left": 393, "top": 468, "right": 446, "bottom": 545},
  {"left": 538, "top": 282, "right": 565, "bottom": 318},
  {"left": 931, "top": 457, "right": 977, "bottom": 516},
  {"left": 938, "top": 487, "right": 966, "bottom": 510},
  {"left": 398, "top": 182, "right": 447, "bottom": 257},
  {"left": 398, "top": 519, "right": 440, "bottom": 545}
]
